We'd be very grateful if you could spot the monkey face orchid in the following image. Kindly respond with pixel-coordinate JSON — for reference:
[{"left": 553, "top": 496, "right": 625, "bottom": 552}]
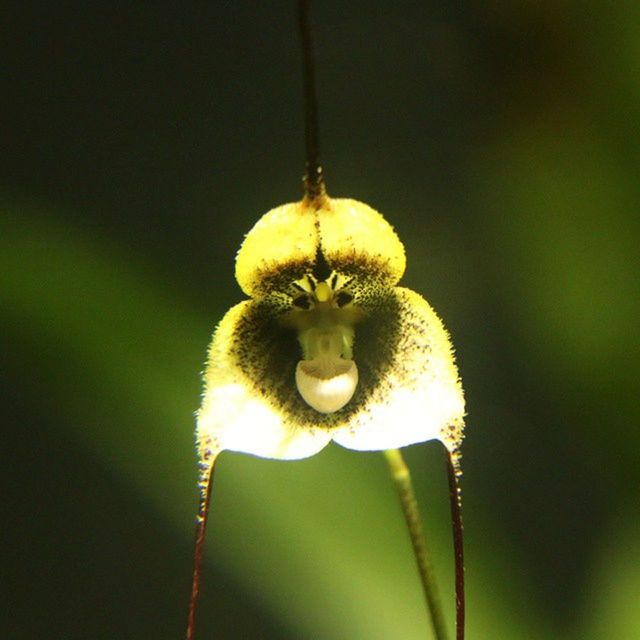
[
  {"left": 196, "top": 195, "right": 465, "bottom": 466},
  {"left": 187, "top": 8, "right": 466, "bottom": 640}
]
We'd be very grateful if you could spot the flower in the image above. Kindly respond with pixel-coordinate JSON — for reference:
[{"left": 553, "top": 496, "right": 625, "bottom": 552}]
[{"left": 196, "top": 194, "right": 465, "bottom": 464}]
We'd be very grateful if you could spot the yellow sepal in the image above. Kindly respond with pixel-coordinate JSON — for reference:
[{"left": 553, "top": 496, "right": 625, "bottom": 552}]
[
  {"left": 197, "top": 301, "right": 332, "bottom": 460},
  {"left": 235, "top": 201, "right": 318, "bottom": 297},
  {"left": 318, "top": 198, "right": 405, "bottom": 284},
  {"left": 234, "top": 197, "right": 406, "bottom": 298}
]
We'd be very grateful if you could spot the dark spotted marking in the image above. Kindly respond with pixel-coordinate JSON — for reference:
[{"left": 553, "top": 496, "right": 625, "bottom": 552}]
[
  {"left": 293, "top": 294, "right": 311, "bottom": 309},
  {"left": 229, "top": 288, "right": 403, "bottom": 429},
  {"left": 335, "top": 291, "right": 353, "bottom": 307},
  {"left": 312, "top": 246, "right": 332, "bottom": 281}
]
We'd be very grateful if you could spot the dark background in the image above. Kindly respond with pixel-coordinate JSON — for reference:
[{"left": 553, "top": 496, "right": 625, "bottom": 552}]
[{"left": 2, "top": 2, "right": 639, "bottom": 638}]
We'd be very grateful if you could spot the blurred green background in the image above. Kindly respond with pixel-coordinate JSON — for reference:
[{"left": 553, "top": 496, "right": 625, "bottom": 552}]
[{"left": 2, "top": 2, "right": 639, "bottom": 638}]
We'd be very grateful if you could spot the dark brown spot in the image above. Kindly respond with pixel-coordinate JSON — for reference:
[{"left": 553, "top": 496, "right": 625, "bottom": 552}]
[
  {"left": 335, "top": 291, "right": 353, "bottom": 307},
  {"left": 312, "top": 246, "right": 332, "bottom": 281},
  {"left": 293, "top": 294, "right": 311, "bottom": 309}
]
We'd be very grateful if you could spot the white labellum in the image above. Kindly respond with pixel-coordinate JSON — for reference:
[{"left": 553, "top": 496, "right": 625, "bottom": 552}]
[{"left": 296, "top": 357, "right": 358, "bottom": 413}]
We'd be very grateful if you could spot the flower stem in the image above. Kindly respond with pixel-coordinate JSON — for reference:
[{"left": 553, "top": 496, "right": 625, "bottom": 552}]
[
  {"left": 297, "top": 0, "right": 326, "bottom": 203},
  {"left": 384, "top": 448, "right": 449, "bottom": 640}
]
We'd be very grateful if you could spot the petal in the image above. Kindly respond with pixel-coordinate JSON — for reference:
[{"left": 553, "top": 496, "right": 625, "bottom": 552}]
[
  {"left": 331, "top": 287, "right": 465, "bottom": 452},
  {"left": 197, "top": 301, "right": 332, "bottom": 460}
]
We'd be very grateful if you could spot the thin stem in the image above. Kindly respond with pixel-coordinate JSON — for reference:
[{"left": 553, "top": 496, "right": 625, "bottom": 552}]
[
  {"left": 297, "top": 0, "right": 326, "bottom": 202},
  {"left": 186, "top": 450, "right": 220, "bottom": 640},
  {"left": 445, "top": 449, "right": 465, "bottom": 640},
  {"left": 384, "top": 448, "right": 449, "bottom": 640}
]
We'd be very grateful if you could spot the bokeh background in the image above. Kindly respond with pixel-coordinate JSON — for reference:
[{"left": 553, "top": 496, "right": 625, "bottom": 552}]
[{"left": 2, "top": 2, "right": 639, "bottom": 638}]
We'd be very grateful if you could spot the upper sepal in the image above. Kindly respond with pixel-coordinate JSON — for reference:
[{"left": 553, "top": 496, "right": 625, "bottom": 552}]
[{"left": 235, "top": 197, "right": 406, "bottom": 298}]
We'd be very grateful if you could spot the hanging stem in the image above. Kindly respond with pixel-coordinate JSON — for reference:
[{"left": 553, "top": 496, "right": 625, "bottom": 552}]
[
  {"left": 297, "top": 0, "right": 326, "bottom": 203},
  {"left": 445, "top": 449, "right": 465, "bottom": 640},
  {"left": 186, "top": 450, "right": 220, "bottom": 640},
  {"left": 384, "top": 448, "right": 449, "bottom": 640}
]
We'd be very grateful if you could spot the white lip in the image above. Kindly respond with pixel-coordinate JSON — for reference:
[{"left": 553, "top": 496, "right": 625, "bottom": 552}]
[{"left": 295, "top": 358, "right": 359, "bottom": 413}]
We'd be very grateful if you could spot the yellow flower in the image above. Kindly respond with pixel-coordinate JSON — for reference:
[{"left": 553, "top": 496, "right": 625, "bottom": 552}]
[{"left": 196, "top": 193, "right": 465, "bottom": 463}]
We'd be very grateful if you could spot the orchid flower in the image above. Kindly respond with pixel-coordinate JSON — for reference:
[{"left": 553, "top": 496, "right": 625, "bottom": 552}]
[
  {"left": 187, "top": 190, "right": 466, "bottom": 640},
  {"left": 186, "top": 4, "right": 466, "bottom": 639},
  {"left": 197, "top": 193, "right": 464, "bottom": 464}
]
